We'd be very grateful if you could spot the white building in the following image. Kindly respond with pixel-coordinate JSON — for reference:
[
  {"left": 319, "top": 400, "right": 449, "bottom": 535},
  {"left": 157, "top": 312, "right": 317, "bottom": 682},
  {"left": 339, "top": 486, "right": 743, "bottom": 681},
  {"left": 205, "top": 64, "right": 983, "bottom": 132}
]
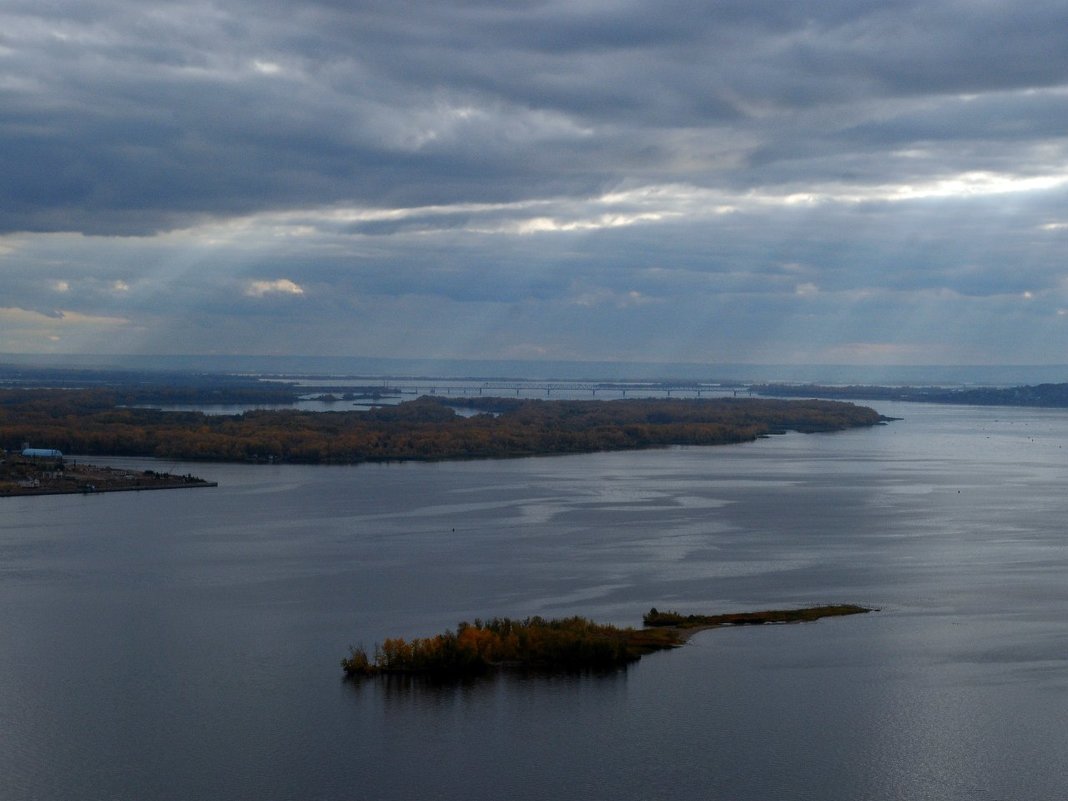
[{"left": 22, "top": 448, "right": 63, "bottom": 459}]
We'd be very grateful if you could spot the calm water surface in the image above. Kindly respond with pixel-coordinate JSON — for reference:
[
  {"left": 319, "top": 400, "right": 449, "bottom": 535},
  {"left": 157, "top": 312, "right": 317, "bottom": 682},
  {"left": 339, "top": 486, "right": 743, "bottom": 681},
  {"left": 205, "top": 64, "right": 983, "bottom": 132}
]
[{"left": 3, "top": 402, "right": 1068, "bottom": 799}]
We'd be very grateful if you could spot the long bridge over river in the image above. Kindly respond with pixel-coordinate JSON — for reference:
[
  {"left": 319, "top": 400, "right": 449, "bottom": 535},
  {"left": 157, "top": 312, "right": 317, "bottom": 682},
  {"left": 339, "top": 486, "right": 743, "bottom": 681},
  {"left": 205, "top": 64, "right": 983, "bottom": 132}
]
[{"left": 383, "top": 381, "right": 754, "bottom": 399}]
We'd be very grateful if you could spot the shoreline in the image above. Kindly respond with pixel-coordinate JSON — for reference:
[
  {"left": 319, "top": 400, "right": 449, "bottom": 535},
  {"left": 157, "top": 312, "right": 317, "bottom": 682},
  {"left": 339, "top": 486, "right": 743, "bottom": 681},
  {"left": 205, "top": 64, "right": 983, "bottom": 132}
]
[
  {"left": 0, "top": 456, "right": 217, "bottom": 498},
  {"left": 0, "top": 480, "right": 218, "bottom": 498}
]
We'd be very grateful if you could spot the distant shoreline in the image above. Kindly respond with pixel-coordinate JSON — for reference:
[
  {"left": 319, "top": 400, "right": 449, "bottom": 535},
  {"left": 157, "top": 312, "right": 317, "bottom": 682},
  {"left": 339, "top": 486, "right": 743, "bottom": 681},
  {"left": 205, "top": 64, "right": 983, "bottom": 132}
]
[{"left": 755, "top": 381, "right": 1068, "bottom": 408}]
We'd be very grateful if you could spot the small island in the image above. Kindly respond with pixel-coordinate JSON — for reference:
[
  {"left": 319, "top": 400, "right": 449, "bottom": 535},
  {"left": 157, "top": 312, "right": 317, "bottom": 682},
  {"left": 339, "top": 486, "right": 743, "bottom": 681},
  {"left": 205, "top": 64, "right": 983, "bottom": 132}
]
[{"left": 341, "top": 605, "right": 873, "bottom": 678}]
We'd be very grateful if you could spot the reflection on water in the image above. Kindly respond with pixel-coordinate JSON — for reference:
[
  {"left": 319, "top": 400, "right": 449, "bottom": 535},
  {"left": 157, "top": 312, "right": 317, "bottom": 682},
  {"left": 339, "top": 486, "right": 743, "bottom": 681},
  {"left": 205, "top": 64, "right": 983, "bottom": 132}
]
[{"left": 4, "top": 402, "right": 1068, "bottom": 798}]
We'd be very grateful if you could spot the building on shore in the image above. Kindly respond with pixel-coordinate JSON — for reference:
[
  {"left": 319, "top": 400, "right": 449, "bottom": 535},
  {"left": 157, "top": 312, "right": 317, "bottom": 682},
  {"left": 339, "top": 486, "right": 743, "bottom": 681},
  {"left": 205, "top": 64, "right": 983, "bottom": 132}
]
[{"left": 21, "top": 448, "right": 64, "bottom": 459}]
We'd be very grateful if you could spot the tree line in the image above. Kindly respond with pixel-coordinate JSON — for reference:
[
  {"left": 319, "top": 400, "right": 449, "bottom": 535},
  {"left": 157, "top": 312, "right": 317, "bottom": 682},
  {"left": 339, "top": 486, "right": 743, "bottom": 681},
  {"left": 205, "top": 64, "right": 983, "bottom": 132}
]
[{"left": 341, "top": 616, "right": 683, "bottom": 677}]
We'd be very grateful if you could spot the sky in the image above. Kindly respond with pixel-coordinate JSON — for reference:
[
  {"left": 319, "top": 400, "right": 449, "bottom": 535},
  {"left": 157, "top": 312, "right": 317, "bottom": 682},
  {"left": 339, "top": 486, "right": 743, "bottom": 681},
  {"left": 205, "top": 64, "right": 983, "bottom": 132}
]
[{"left": 4, "top": 0, "right": 1068, "bottom": 367}]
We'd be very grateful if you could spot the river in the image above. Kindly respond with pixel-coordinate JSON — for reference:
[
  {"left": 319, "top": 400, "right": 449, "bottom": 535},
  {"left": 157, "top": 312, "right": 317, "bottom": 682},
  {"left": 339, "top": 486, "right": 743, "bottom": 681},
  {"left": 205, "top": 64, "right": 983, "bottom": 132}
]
[{"left": 3, "top": 401, "right": 1068, "bottom": 799}]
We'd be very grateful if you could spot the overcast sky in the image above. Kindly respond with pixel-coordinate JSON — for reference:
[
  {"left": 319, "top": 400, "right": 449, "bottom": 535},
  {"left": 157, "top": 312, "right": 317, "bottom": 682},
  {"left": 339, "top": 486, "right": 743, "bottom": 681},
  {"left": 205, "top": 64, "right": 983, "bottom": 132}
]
[{"left": 4, "top": 0, "right": 1068, "bottom": 367}]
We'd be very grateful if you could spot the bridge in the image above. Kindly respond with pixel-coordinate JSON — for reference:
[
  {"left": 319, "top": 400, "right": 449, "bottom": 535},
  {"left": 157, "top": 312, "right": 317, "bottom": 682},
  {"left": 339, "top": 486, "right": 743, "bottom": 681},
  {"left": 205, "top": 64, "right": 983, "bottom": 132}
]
[{"left": 388, "top": 382, "right": 753, "bottom": 398}]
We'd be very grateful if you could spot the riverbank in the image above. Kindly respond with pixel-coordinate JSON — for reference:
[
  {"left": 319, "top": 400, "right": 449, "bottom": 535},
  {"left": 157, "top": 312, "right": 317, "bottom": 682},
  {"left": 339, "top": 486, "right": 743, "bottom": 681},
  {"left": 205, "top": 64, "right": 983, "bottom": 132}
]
[{"left": 0, "top": 458, "right": 216, "bottom": 497}]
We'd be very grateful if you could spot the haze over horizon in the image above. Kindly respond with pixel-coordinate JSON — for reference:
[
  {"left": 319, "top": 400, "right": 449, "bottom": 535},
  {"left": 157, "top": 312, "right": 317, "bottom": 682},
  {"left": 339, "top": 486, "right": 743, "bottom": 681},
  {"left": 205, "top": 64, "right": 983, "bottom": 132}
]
[{"left": 4, "top": 2, "right": 1068, "bottom": 367}]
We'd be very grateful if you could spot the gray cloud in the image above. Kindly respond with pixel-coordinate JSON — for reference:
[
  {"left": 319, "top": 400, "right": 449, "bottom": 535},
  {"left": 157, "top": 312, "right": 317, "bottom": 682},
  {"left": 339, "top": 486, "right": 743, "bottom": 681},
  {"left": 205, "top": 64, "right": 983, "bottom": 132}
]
[
  {"left": 4, "top": 0, "right": 1065, "bottom": 233},
  {"left": 4, "top": 1, "right": 1068, "bottom": 364}
]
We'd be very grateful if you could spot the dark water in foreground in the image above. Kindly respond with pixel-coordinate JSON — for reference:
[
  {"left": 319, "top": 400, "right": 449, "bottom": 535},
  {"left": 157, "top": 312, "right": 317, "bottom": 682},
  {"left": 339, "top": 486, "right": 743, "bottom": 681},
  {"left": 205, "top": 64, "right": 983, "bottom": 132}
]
[{"left": 3, "top": 402, "right": 1068, "bottom": 799}]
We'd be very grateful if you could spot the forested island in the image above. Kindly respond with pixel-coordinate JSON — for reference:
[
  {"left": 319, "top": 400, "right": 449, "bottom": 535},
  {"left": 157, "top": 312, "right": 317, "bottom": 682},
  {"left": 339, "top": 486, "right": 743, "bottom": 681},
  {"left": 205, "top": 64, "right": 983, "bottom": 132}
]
[
  {"left": 0, "top": 390, "right": 887, "bottom": 463},
  {"left": 341, "top": 605, "right": 872, "bottom": 678}
]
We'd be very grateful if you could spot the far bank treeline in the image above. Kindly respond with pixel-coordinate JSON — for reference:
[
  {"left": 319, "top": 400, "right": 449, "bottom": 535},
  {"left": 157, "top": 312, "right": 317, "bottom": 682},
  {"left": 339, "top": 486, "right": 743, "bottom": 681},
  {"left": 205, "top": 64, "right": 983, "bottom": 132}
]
[{"left": 0, "top": 390, "right": 888, "bottom": 463}]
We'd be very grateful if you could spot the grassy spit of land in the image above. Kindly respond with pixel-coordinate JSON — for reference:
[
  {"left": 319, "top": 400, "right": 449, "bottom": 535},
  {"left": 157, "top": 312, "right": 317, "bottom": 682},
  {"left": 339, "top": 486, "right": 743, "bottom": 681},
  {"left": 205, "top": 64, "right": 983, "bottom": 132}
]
[
  {"left": 341, "top": 605, "right": 873, "bottom": 678},
  {"left": 641, "top": 603, "right": 873, "bottom": 640}
]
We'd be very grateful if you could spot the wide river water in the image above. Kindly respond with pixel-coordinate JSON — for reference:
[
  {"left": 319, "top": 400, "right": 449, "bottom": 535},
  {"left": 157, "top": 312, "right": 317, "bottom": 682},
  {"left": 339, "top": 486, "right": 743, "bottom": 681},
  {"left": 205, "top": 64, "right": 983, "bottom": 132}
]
[{"left": 3, "top": 401, "right": 1068, "bottom": 799}]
